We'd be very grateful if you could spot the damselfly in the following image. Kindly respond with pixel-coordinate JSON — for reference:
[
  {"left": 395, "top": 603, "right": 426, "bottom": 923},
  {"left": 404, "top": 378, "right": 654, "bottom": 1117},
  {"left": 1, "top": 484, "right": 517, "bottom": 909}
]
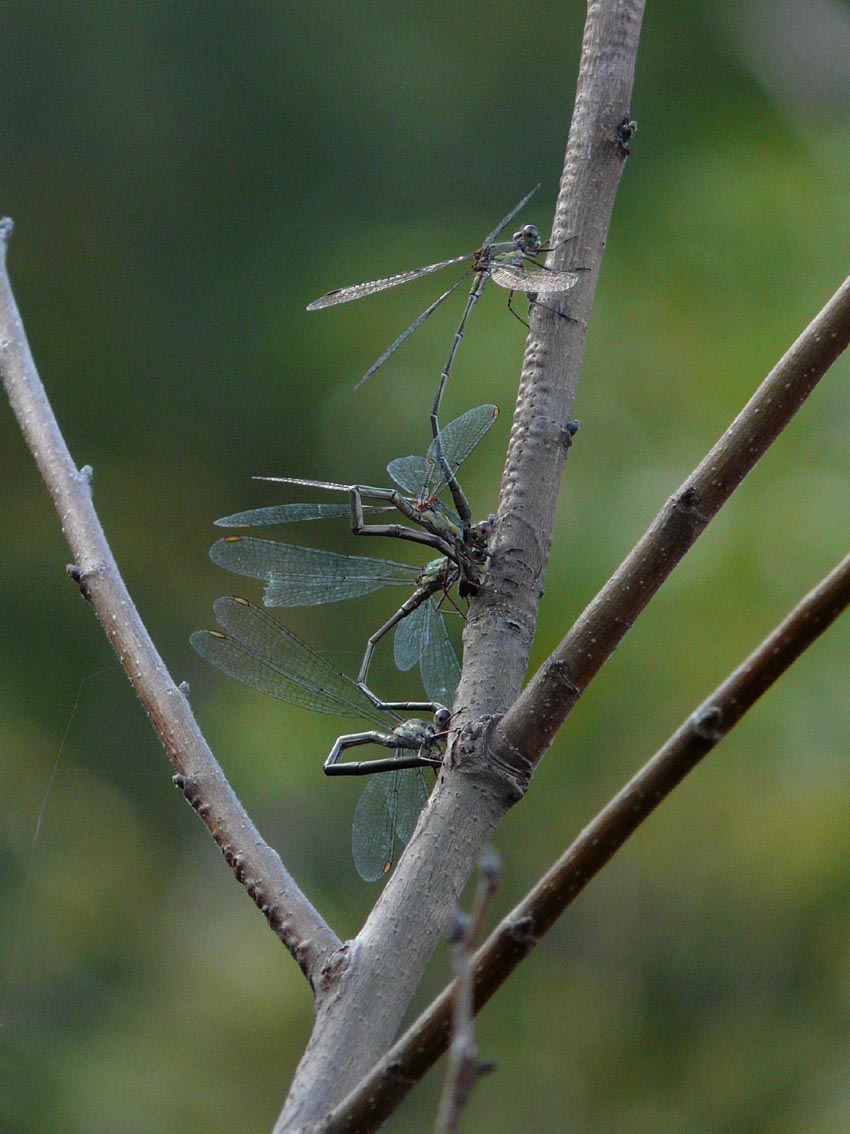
[
  {"left": 307, "top": 186, "right": 578, "bottom": 433},
  {"left": 191, "top": 596, "right": 450, "bottom": 880}
]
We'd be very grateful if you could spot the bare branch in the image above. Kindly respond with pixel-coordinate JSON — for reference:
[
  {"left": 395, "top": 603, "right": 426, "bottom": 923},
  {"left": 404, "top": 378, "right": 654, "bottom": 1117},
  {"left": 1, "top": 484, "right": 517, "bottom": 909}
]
[
  {"left": 499, "top": 270, "right": 850, "bottom": 765},
  {"left": 318, "top": 540, "right": 850, "bottom": 1132},
  {"left": 0, "top": 218, "right": 340, "bottom": 984},
  {"left": 276, "top": 4, "right": 648, "bottom": 1130},
  {"left": 462, "top": 0, "right": 646, "bottom": 720}
]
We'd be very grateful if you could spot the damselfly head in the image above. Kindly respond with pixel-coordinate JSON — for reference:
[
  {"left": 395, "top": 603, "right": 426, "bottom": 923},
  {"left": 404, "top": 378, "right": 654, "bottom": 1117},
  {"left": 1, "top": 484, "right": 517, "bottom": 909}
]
[
  {"left": 433, "top": 706, "right": 452, "bottom": 731},
  {"left": 468, "top": 514, "right": 495, "bottom": 557},
  {"left": 514, "top": 224, "right": 542, "bottom": 253}
]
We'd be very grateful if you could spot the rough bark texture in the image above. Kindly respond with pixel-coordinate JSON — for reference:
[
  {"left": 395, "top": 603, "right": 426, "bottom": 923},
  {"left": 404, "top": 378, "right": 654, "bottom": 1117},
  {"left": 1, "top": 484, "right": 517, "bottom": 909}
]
[{"left": 275, "top": 3, "right": 646, "bottom": 1130}]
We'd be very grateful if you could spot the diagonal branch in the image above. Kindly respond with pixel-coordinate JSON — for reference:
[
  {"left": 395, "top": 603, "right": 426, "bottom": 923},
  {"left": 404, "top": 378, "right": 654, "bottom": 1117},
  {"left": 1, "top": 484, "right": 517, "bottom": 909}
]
[
  {"left": 317, "top": 540, "right": 850, "bottom": 1133},
  {"left": 499, "top": 270, "right": 850, "bottom": 765},
  {"left": 0, "top": 218, "right": 340, "bottom": 985}
]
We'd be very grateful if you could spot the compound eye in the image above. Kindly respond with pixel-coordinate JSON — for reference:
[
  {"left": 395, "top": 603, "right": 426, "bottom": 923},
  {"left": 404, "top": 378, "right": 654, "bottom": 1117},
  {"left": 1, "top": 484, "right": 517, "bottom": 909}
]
[
  {"left": 434, "top": 707, "right": 452, "bottom": 730},
  {"left": 513, "top": 224, "right": 540, "bottom": 250}
]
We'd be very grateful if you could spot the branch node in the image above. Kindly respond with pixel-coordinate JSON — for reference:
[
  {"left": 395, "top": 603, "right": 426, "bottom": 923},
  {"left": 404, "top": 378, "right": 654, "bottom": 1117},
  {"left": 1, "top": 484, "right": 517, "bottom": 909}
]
[
  {"left": 692, "top": 705, "right": 725, "bottom": 741},
  {"left": 473, "top": 715, "right": 532, "bottom": 800},
  {"left": 507, "top": 916, "right": 537, "bottom": 945},
  {"left": 175, "top": 774, "right": 202, "bottom": 809},
  {"left": 383, "top": 1060, "right": 416, "bottom": 1086},
  {"left": 316, "top": 942, "right": 352, "bottom": 993},
  {"left": 65, "top": 561, "right": 108, "bottom": 601},
  {"left": 543, "top": 658, "right": 580, "bottom": 697},
  {"left": 674, "top": 483, "right": 708, "bottom": 521},
  {"left": 615, "top": 115, "right": 638, "bottom": 155}
]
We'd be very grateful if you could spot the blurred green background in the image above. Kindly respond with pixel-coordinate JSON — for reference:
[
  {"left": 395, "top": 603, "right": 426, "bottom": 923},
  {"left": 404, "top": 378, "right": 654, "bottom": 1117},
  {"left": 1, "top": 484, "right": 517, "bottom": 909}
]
[{"left": 3, "top": 3, "right": 850, "bottom": 1132}]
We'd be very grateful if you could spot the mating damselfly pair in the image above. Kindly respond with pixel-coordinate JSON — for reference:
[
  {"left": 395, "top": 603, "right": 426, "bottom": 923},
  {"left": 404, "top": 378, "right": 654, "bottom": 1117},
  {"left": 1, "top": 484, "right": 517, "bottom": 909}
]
[
  {"left": 194, "top": 405, "right": 496, "bottom": 878},
  {"left": 193, "top": 187, "right": 577, "bottom": 879}
]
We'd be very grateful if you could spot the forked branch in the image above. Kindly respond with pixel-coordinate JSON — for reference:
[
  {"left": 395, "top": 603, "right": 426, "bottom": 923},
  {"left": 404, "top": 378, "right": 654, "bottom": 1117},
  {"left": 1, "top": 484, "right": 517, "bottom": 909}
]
[{"left": 315, "top": 538, "right": 850, "bottom": 1134}]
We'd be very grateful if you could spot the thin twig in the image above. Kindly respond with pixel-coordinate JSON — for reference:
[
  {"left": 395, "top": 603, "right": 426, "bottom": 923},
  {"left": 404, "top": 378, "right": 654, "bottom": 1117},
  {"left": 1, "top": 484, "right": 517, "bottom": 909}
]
[
  {"left": 434, "top": 848, "right": 500, "bottom": 1134},
  {"left": 316, "top": 540, "right": 850, "bottom": 1132},
  {"left": 0, "top": 218, "right": 340, "bottom": 984},
  {"left": 499, "top": 270, "right": 850, "bottom": 764}
]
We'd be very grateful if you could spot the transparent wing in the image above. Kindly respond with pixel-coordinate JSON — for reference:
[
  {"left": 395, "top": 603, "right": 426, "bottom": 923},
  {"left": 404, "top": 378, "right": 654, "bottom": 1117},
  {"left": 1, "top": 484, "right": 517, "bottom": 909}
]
[
  {"left": 354, "top": 275, "right": 470, "bottom": 390},
  {"left": 191, "top": 596, "right": 388, "bottom": 727},
  {"left": 309, "top": 184, "right": 540, "bottom": 313},
  {"left": 248, "top": 476, "right": 401, "bottom": 510},
  {"left": 419, "top": 403, "right": 499, "bottom": 501},
  {"left": 387, "top": 454, "right": 430, "bottom": 497},
  {"left": 392, "top": 767, "right": 429, "bottom": 843},
  {"left": 209, "top": 538, "right": 419, "bottom": 606},
  {"left": 393, "top": 599, "right": 429, "bottom": 672},
  {"left": 481, "top": 184, "right": 540, "bottom": 247},
  {"left": 387, "top": 404, "right": 498, "bottom": 500},
  {"left": 253, "top": 475, "right": 354, "bottom": 493},
  {"left": 215, "top": 502, "right": 359, "bottom": 528},
  {"left": 307, "top": 254, "right": 469, "bottom": 310},
  {"left": 352, "top": 767, "right": 428, "bottom": 881},
  {"left": 352, "top": 775, "right": 397, "bottom": 881},
  {"left": 393, "top": 599, "right": 459, "bottom": 707},
  {"left": 418, "top": 601, "right": 461, "bottom": 706},
  {"left": 490, "top": 262, "right": 578, "bottom": 295}
]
